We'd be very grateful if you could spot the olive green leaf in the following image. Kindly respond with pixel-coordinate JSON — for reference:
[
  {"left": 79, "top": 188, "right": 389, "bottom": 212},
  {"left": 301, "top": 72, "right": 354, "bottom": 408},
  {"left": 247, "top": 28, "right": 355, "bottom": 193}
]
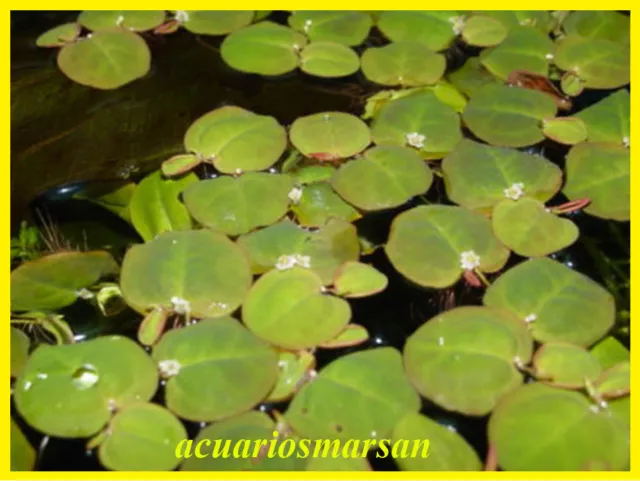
[
  {"left": 177, "top": 11, "right": 254, "bottom": 35},
  {"left": 462, "top": 15, "right": 508, "bottom": 47},
  {"left": 11, "top": 251, "right": 118, "bottom": 312},
  {"left": 589, "top": 336, "right": 629, "bottom": 371},
  {"left": 370, "top": 90, "right": 462, "bottom": 157},
  {"left": 11, "top": 419, "right": 36, "bottom": 471},
  {"left": 392, "top": 413, "right": 482, "bottom": 470},
  {"left": 541, "top": 117, "right": 588, "bottom": 145},
  {"left": 462, "top": 83, "right": 557, "bottom": 147},
  {"left": 492, "top": 197, "right": 579, "bottom": 257},
  {"left": 243, "top": 267, "right": 352, "bottom": 349},
  {"left": 152, "top": 318, "right": 278, "bottom": 422},
  {"left": 78, "top": 11, "right": 166, "bottom": 32},
  {"left": 404, "top": 306, "right": 531, "bottom": 415},
  {"left": 57, "top": 30, "right": 151, "bottom": 89},
  {"left": 288, "top": 11, "right": 372, "bottom": 46},
  {"left": 299, "top": 42, "right": 360, "bottom": 78},
  {"left": 533, "top": 342, "right": 602, "bottom": 389},
  {"left": 562, "top": 142, "right": 629, "bottom": 221},
  {"left": 361, "top": 42, "right": 446, "bottom": 87},
  {"left": 448, "top": 57, "right": 498, "bottom": 98},
  {"left": 184, "top": 106, "right": 287, "bottom": 174},
  {"left": 36, "top": 23, "right": 81, "bottom": 47},
  {"left": 120, "top": 230, "right": 252, "bottom": 318},
  {"left": 331, "top": 146, "right": 433, "bottom": 211},
  {"left": 286, "top": 347, "right": 421, "bottom": 440},
  {"left": 267, "top": 350, "right": 316, "bottom": 402},
  {"left": 484, "top": 257, "right": 615, "bottom": 346},
  {"left": 129, "top": 170, "right": 197, "bottom": 242},
  {"left": 575, "top": 89, "right": 629, "bottom": 144},
  {"left": 385, "top": 205, "right": 510, "bottom": 288},
  {"left": 489, "top": 383, "right": 629, "bottom": 470},
  {"left": 318, "top": 324, "right": 369, "bottom": 349},
  {"left": 11, "top": 327, "right": 30, "bottom": 378},
  {"left": 290, "top": 181, "right": 361, "bottom": 227},
  {"left": 562, "top": 11, "right": 629, "bottom": 44},
  {"left": 376, "top": 11, "right": 460, "bottom": 51},
  {"left": 183, "top": 173, "right": 293, "bottom": 235},
  {"left": 14, "top": 336, "right": 158, "bottom": 438},
  {"left": 289, "top": 112, "right": 371, "bottom": 160},
  {"left": 221, "top": 21, "right": 307, "bottom": 76},
  {"left": 442, "top": 139, "right": 562, "bottom": 211},
  {"left": 97, "top": 403, "right": 187, "bottom": 471},
  {"left": 595, "top": 361, "right": 630, "bottom": 399},
  {"left": 333, "top": 261, "right": 388, "bottom": 298}
]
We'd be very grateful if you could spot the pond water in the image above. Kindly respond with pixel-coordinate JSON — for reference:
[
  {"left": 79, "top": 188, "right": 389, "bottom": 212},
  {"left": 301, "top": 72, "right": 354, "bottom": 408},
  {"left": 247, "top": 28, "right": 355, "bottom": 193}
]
[{"left": 11, "top": 11, "right": 630, "bottom": 471}]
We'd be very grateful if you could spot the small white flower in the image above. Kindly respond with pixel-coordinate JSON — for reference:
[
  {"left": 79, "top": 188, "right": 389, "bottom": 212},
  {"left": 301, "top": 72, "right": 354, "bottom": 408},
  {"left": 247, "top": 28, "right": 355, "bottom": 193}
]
[
  {"left": 303, "top": 19, "right": 313, "bottom": 32},
  {"left": 545, "top": 53, "right": 554, "bottom": 61},
  {"left": 460, "top": 251, "right": 481, "bottom": 271},
  {"left": 86, "top": 33, "right": 93, "bottom": 39},
  {"left": 623, "top": 136, "right": 630, "bottom": 148},
  {"left": 170, "top": 296, "right": 190, "bottom": 315},
  {"left": 36, "top": 373, "right": 48, "bottom": 380},
  {"left": 276, "top": 255, "right": 297, "bottom": 271},
  {"left": 234, "top": 168, "right": 243, "bottom": 175},
  {"left": 308, "top": 369, "right": 317, "bottom": 379},
  {"left": 405, "top": 132, "right": 426, "bottom": 149},
  {"left": 116, "top": 15, "right": 125, "bottom": 26},
  {"left": 437, "top": 336, "right": 445, "bottom": 346},
  {"left": 76, "top": 288, "right": 94, "bottom": 300},
  {"left": 504, "top": 182, "right": 525, "bottom": 200},
  {"left": 524, "top": 313, "right": 537, "bottom": 323},
  {"left": 158, "top": 359, "right": 181, "bottom": 377},
  {"left": 288, "top": 186, "right": 303, "bottom": 204},
  {"left": 294, "top": 254, "right": 311, "bottom": 268},
  {"left": 23, "top": 380, "right": 32, "bottom": 391},
  {"left": 449, "top": 15, "right": 466, "bottom": 35},
  {"left": 175, "top": 10, "right": 189, "bottom": 23}
]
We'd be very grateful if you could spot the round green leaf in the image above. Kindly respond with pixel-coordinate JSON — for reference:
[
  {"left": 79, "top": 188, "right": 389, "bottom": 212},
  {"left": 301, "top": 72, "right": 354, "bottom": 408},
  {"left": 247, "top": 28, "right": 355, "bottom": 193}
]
[
  {"left": 370, "top": 91, "right": 462, "bottom": 157},
  {"left": 288, "top": 11, "right": 372, "bottom": 46},
  {"left": 221, "top": 21, "right": 307, "bottom": 76},
  {"left": 448, "top": 57, "right": 498, "bottom": 98},
  {"left": 385, "top": 205, "right": 510, "bottom": 288},
  {"left": 562, "top": 142, "right": 629, "bottom": 221},
  {"left": 36, "top": 22, "right": 81, "bottom": 47},
  {"left": 11, "top": 327, "right": 30, "bottom": 378},
  {"left": 57, "top": 30, "right": 151, "bottom": 89},
  {"left": 78, "top": 11, "right": 166, "bottom": 32},
  {"left": 392, "top": 413, "right": 482, "bottom": 471},
  {"left": 290, "top": 181, "right": 361, "bottom": 227},
  {"left": 333, "top": 261, "right": 388, "bottom": 298},
  {"left": 575, "top": 89, "right": 629, "bottom": 145},
  {"left": 178, "top": 11, "right": 254, "bottom": 35},
  {"left": 489, "top": 383, "right": 629, "bottom": 470},
  {"left": 542, "top": 117, "right": 588, "bottom": 145},
  {"left": 480, "top": 26, "right": 554, "bottom": 80},
  {"left": 462, "top": 83, "right": 557, "bottom": 147},
  {"left": 377, "top": 11, "right": 459, "bottom": 51},
  {"left": 183, "top": 173, "right": 293, "bottom": 235},
  {"left": 292, "top": 165, "right": 336, "bottom": 185},
  {"left": 286, "top": 347, "right": 421, "bottom": 440},
  {"left": 554, "top": 36, "right": 630, "bottom": 89},
  {"left": 98, "top": 403, "right": 187, "bottom": 471},
  {"left": 562, "top": 11, "right": 629, "bottom": 44},
  {"left": 492, "top": 198, "right": 579, "bottom": 257},
  {"left": 560, "top": 70, "right": 585, "bottom": 97},
  {"left": 181, "top": 411, "right": 305, "bottom": 470},
  {"left": 120, "top": 230, "right": 252, "bottom": 318},
  {"left": 595, "top": 361, "right": 630, "bottom": 399},
  {"left": 441, "top": 138, "right": 562, "bottom": 211},
  {"left": 267, "top": 350, "right": 315, "bottom": 402},
  {"left": 299, "top": 42, "right": 360, "bottom": 78},
  {"left": 238, "top": 218, "right": 360, "bottom": 283},
  {"left": 590, "top": 336, "right": 629, "bottom": 371},
  {"left": 184, "top": 106, "right": 287, "bottom": 174},
  {"left": 152, "top": 318, "right": 278, "bottom": 422},
  {"left": 318, "top": 324, "right": 369, "bottom": 349},
  {"left": 404, "top": 306, "right": 530, "bottom": 415},
  {"left": 11, "top": 251, "right": 118, "bottom": 312},
  {"left": 14, "top": 336, "right": 158, "bottom": 438},
  {"left": 129, "top": 170, "right": 198, "bottom": 242},
  {"left": 331, "top": 146, "right": 433, "bottom": 211},
  {"left": 11, "top": 420, "right": 35, "bottom": 471},
  {"left": 462, "top": 15, "right": 508, "bottom": 47},
  {"left": 290, "top": 112, "right": 371, "bottom": 160},
  {"left": 361, "top": 42, "right": 446, "bottom": 87},
  {"left": 533, "top": 342, "right": 602, "bottom": 388},
  {"left": 243, "top": 267, "right": 351, "bottom": 349},
  {"left": 608, "top": 396, "right": 630, "bottom": 428},
  {"left": 161, "top": 153, "right": 202, "bottom": 178},
  {"left": 484, "top": 257, "right": 615, "bottom": 346}
]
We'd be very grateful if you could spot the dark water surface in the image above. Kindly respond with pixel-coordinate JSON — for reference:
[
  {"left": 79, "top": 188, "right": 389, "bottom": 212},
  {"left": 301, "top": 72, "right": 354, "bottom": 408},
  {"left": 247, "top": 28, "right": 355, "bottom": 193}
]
[{"left": 11, "top": 11, "right": 630, "bottom": 471}]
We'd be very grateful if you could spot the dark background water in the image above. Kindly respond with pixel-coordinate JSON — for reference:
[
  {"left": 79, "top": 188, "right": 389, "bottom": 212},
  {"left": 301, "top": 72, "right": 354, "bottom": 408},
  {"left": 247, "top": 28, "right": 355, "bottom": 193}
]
[{"left": 11, "top": 11, "right": 630, "bottom": 471}]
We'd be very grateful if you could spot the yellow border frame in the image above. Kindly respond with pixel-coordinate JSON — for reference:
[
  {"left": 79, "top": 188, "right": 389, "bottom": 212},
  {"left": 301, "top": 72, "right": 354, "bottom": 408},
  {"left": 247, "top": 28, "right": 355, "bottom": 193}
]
[{"left": 5, "top": 5, "right": 636, "bottom": 480}]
